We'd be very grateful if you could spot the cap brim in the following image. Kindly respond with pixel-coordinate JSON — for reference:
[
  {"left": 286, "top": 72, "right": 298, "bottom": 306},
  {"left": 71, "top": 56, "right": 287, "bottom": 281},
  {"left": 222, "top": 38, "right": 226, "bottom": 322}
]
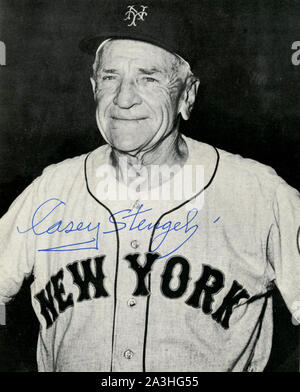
[{"left": 79, "top": 33, "right": 180, "bottom": 58}]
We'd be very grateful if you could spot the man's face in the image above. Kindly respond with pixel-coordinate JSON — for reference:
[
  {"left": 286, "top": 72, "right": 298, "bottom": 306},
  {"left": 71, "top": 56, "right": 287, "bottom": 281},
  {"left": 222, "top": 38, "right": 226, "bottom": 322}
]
[{"left": 91, "top": 39, "right": 187, "bottom": 153}]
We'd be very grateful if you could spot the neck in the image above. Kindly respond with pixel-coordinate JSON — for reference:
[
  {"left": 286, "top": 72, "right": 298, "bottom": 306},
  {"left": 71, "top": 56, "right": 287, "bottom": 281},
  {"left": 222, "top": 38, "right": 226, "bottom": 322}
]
[{"left": 110, "top": 128, "right": 189, "bottom": 187}]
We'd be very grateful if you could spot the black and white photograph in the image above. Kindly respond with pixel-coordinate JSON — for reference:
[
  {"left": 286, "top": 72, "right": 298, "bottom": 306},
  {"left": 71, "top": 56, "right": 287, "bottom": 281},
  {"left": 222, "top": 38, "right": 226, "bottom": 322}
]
[{"left": 0, "top": 0, "right": 299, "bottom": 376}]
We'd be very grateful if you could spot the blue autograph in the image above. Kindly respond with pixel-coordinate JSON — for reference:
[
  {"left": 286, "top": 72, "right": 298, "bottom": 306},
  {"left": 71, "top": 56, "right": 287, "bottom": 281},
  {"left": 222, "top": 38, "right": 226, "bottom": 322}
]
[
  {"left": 17, "top": 198, "right": 220, "bottom": 258},
  {"left": 17, "top": 198, "right": 101, "bottom": 252}
]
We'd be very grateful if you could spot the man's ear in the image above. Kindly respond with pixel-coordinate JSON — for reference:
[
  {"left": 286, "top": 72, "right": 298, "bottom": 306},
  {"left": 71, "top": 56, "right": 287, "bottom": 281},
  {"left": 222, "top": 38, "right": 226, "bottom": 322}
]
[
  {"left": 90, "top": 77, "right": 97, "bottom": 99},
  {"left": 179, "top": 76, "right": 200, "bottom": 121}
]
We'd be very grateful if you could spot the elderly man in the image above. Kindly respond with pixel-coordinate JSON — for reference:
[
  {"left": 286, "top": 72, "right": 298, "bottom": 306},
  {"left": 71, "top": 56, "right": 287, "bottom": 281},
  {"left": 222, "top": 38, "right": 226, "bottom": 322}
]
[
  {"left": 0, "top": 3, "right": 299, "bottom": 372},
  {"left": 90, "top": 38, "right": 199, "bottom": 190}
]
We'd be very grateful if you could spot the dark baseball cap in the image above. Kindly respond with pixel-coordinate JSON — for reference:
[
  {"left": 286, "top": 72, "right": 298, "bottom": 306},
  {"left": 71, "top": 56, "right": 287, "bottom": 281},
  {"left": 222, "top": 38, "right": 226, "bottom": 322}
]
[{"left": 79, "top": 1, "right": 198, "bottom": 68}]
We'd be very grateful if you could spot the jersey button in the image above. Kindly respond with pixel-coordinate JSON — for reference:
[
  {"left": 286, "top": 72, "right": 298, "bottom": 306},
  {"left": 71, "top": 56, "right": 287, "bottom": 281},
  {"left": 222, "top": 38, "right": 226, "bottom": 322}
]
[
  {"left": 130, "top": 240, "right": 139, "bottom": 249},
  {"left": 124, "top": 349, "right": 134, "bottom": 359},
  {"left": 127, "top": 298, "right": 136, "bottom": 307}
]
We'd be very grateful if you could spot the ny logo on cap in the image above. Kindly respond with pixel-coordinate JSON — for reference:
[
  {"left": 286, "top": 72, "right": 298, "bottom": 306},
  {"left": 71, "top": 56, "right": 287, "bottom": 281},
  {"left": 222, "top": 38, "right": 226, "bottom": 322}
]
[{"left": 124, "top": 5, "right": 148, "bottom": 27}]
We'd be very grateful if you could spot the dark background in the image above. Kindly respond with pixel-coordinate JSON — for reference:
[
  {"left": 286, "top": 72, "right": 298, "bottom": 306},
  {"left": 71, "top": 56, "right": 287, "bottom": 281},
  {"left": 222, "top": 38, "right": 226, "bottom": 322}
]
[{"left": 0, "top": 0, "right": 299, "bottom": 371}]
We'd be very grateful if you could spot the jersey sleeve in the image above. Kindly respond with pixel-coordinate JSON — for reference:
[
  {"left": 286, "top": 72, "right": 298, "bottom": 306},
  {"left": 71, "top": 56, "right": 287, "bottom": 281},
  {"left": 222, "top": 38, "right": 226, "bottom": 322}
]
[
  {"left": 0, "top": 179, "right": 39, "bottom": 305},
  {"left": 267, "top": 178, "right": 300, "bottom": 313}
]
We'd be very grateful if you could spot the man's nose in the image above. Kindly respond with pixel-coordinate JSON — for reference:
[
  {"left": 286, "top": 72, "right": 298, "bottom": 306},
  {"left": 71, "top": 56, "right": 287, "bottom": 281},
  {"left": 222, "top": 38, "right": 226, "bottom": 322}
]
[{"left": 113, "top": 79, "right": 142, "bottom": 108}]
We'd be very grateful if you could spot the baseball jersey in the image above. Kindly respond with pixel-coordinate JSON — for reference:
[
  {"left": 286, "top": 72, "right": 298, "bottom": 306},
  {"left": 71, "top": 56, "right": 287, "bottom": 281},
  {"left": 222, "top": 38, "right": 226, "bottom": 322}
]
[{"left": 0, "top": 134, "right": 299, "bottom": 372}]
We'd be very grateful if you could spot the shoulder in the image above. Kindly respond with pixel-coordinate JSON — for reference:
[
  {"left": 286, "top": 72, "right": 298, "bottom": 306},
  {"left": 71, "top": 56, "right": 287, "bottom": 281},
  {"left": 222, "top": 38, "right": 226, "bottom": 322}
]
[
  {"left": 40, "top": 144, "right": 109, "bottom": 179},
  {"left": 215, "top": 146, "right": 297, "bottom": 207},
  {"left": 184, "top": 135, "right": 285, "bottom": 202},
  {"left": 184, "top": 134, "right": 278, "bottom": 181},
  {"left": 34, "top": 143, "right": 110, "bottom": 191},
  {"left": 216, "top": 146, "right": 279, "bottom": 183}
]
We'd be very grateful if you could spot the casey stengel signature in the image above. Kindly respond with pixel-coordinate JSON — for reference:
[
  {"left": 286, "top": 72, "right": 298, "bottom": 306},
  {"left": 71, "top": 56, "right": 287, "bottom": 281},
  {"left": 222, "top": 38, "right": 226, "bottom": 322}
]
[{"left": 17, "top": 198, "right": 220, "bottom": 258}]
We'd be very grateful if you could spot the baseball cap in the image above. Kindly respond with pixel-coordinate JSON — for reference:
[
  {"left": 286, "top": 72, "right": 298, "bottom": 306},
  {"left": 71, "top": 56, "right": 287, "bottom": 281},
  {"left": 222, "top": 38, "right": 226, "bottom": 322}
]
[{"left": 79, "top": 0, "right": 198, "bottom": 68}]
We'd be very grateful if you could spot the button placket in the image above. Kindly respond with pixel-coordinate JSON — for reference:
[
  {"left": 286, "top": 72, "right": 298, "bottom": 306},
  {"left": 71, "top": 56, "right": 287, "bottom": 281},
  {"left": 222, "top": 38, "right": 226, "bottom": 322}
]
[
  {"left": 111, "top": 199, "right": 157, "bottom": 371},
  {"left": 111, "top": 241, "right": 147, "bottom": 371}
]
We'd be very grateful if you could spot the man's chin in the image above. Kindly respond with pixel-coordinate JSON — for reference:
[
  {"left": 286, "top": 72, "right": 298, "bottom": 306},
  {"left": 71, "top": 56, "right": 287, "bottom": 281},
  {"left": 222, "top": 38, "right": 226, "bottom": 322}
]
[
  {"left": 111, "top": 142, "right": 143, "bottom": 154},
  {"left": 107, "top": 133, "right": 151, "bottom": 153}
]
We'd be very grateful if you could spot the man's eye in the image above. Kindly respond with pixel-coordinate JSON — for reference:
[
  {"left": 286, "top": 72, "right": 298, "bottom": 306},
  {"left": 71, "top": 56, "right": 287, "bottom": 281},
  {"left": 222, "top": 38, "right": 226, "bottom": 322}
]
[
  {"left": 144, "top": 77, "right": 158, "bottom": 83},
  {"left": 102, "top": 75, "right": 116, "bottom": 81}
]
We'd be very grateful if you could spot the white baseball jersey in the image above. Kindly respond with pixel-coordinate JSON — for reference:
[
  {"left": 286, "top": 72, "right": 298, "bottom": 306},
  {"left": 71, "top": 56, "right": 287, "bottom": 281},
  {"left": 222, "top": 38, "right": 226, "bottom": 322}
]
[{"left": 0, "top": 134, "right": 299, "bottom": 372}]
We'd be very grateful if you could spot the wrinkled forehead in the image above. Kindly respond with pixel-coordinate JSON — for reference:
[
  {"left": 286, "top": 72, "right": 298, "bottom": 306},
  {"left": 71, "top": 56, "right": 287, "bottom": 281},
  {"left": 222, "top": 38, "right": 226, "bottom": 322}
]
[{"left": 95, "top": 39, "right": 180, "bottom": 71}]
